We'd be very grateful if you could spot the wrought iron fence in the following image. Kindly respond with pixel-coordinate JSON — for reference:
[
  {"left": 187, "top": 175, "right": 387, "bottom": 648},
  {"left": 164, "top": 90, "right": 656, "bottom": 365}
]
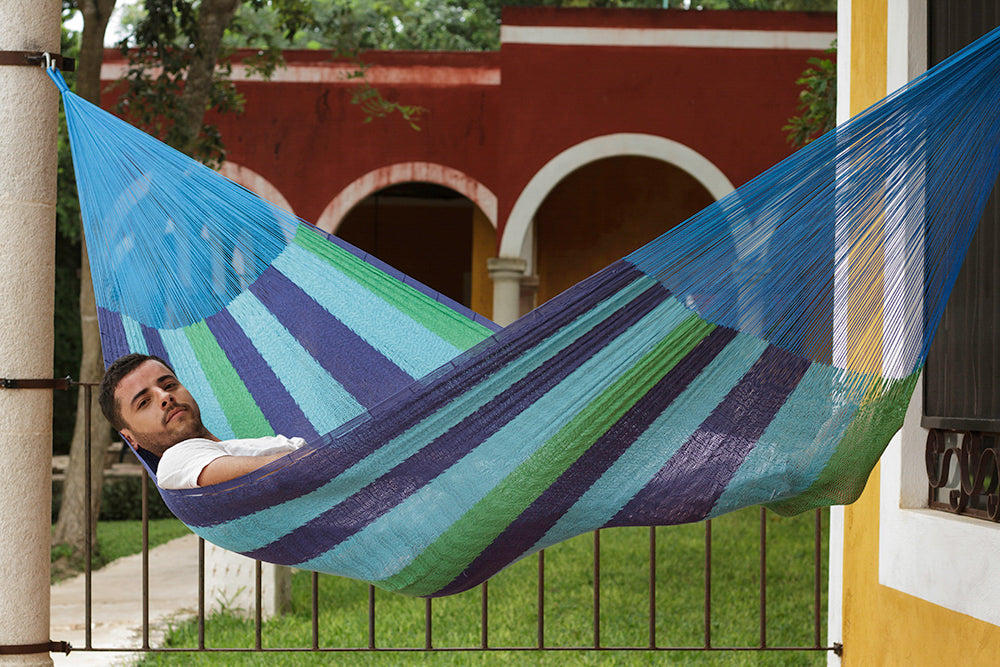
[{"left": 64, "top": 381, "right": 840, "bottom": 657}]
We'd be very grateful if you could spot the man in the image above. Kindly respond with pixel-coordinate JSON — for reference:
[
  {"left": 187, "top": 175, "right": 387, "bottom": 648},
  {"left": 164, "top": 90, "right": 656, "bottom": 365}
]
[{"left": 99, "top": 353, "right": 304, "bottom": 489}]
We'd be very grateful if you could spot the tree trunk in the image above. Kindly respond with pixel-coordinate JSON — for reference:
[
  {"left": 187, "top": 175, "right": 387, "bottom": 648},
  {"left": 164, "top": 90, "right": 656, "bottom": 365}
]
[
  {"left": 176, "top": 0, "right": 242, "bottom": 156},
  {"left": 52, "top": 0, "right": 116, "bottom": 556}
]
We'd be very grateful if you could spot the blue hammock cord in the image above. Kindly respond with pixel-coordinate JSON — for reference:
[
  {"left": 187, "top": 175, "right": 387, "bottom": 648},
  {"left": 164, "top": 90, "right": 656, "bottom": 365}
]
[{"left": 47, "top": 24, "right": 1000, "bottom": 597}]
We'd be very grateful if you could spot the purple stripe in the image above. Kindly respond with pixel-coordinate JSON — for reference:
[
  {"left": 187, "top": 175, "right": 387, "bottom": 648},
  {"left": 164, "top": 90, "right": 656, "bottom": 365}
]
[
  {"left": 434, "top": 325, "right": 737, "bottom": 596},
  {"left": 249, "top": 267, "right": 413, "bottom": 408},
  {"left": 205, "top": 309, "right": 319, "bottom": 441},
  {"left": 610, "top": 345, "right": 811, "bottom": 526},
  {"left": 141, "top": 325, "right": 170, "bottom": 365},
  {"left": 98, "top": 307, "right": 130, "bottom": 366},
  {"left": 243, "top": 280, "right": 671, "bottom": 565},
  {"left": 163, "top": 261, "right": 647, "bottom": 527}
]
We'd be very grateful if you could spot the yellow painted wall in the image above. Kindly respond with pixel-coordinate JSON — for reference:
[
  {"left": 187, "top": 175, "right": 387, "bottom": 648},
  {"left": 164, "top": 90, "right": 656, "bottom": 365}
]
[
  {"left": 470, "top": 207, "right": 495, "bottom": 319},
  {"left": 842, "top": 2, "right": 1000, "bottom": 663}
]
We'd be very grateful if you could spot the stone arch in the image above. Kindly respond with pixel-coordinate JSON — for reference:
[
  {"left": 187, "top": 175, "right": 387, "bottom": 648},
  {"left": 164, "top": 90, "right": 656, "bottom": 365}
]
[
  {"left": 499, "top": 133, "right": 735, "bottom": 258},
  {"left": 219, "top": 162, "right": 295, "bottom": 215},
  {"left": 317, "top": 162, "right": 498, "bottom": 234}
]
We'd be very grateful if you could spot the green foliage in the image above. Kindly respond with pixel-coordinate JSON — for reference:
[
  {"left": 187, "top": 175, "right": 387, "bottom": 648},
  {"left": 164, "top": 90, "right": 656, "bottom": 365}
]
[
  {"left": 136, "top": 507, "right": 828, "bottom": 665},
  {"left": 784, "top": 43, "right": 837, "bottom": 147},
  {"left": 99, "top": 476, "right": 176, "bottom": 521},
  {"left": 54, "top": 26, "right": 83, "bottom": 455},
  {"left": 52, "top": 475, "right": 173, "bottom": 522}
]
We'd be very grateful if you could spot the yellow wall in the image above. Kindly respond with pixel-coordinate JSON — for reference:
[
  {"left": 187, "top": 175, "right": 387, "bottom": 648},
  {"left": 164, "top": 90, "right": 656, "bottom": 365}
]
[
  {"left": 470, "top": 207, "right": 495, "bottom": 319},
  {"left": 842, "top": 2, "right": 1000, "bottom": 663}
]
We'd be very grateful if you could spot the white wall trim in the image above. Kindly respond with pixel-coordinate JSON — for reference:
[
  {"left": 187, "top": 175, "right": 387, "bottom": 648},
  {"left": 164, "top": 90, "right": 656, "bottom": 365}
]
[
  {"left": 501, "top": 25, "right": 836, "bottom": 51},
  {"left": 877, "top": 0, "right": 1000, "bottom": 629},
  {"left": 102, "top": 63, "right": 500, "bottom": 87},
  {"left": 317, "top": 162, "right": 498, "bottom": 235},
  {"left": 499, "top": 133, "right": 734, "bottom": 259},
  {"left": 826, "top": 5, "right": 850, "bottom": 664}
]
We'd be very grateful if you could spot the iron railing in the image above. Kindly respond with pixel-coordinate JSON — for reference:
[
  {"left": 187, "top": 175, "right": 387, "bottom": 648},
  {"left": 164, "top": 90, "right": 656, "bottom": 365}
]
[
  {"left": 927, "top": 427, "right": 1000, "bottom": 521},
  {"left": 64, "top": 381, "right": 839, "bottom": 657}
]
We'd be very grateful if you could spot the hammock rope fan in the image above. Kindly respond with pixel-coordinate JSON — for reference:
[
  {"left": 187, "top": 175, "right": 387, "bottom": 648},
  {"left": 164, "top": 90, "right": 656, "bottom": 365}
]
[{"left": 50, "top": 25, "right": 1000, "bottom": 597}]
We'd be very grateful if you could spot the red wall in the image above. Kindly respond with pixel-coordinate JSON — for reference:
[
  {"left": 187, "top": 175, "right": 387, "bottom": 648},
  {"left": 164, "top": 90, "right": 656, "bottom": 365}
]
[{"left": 100, "top": 8, "right": 836, "bottom": 245}]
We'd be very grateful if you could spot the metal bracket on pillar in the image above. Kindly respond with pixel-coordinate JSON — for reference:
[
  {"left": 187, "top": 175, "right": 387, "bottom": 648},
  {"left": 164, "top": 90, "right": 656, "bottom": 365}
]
[
  {"left": 0, "top": 50, "right": 75, "bottom": 72},
  {"left": 0, "top": 377, "right": 72, "bottom": 390},
  {"left": 0, "top": 640, "right": 72, "bottom": 655}
]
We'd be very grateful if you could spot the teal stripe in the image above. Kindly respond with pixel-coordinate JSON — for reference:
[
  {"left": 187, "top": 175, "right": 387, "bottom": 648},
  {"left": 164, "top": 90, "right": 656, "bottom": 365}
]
[
  {"left": 708, "top": 364, "right": 861, "bottom": 517},
  {"left": 193, "top": 275, "right": 659, "bottom": 554},
  {"left": 301, "top": 295, "right": 697, "bottom": 581},
  {"left": 273, "top": 244, "right": 463, "bottom": 379},
  {"left": 121, "top": 314, "right": 149, "bottom": 355},
  {"left": 226, "top": 291, "right": 365, "bottom": 435},
  {"left": 159, "top": 327, "right": 237, "bottom": 440},
  {"left": 535, "top": 332, "right": 769, "bottom": 551}
]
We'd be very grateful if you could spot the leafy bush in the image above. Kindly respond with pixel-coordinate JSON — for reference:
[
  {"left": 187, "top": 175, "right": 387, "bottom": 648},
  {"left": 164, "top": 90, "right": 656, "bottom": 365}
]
[{"left": 99, "top": 477, "right": 174, "bottom": 521}]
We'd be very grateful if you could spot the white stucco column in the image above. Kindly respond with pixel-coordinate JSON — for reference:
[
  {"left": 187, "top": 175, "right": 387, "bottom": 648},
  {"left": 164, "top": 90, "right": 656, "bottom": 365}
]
[
  {"left": 487, "top": 256, "right": 527, "bottom": 326},
  {"left": 0, "top": 2, "right": 59, "bottom": 665}
]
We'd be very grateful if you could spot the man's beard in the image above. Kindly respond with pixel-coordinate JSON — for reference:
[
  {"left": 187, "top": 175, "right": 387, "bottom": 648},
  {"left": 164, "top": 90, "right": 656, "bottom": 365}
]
[{"left": 133, "top": 411, "right": 211, "bottom": 456}]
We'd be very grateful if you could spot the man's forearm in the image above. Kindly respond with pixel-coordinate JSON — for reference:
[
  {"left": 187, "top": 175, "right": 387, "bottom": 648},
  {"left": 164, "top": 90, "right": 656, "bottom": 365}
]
[{"left": 196, "top": 453, "right": 287, "bottom": 487}]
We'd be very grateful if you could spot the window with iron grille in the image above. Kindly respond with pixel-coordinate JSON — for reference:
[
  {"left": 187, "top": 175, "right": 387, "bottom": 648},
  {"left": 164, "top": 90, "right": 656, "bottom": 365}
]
[{"left": 923, "top": 0, "right": 1000, "bottom": 520}]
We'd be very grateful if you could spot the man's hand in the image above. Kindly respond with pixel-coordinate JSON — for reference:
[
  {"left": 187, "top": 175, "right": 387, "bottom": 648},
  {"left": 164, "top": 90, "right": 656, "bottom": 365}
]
[{"left": 196, "top": 453, "right": 288, "bottom": 487}]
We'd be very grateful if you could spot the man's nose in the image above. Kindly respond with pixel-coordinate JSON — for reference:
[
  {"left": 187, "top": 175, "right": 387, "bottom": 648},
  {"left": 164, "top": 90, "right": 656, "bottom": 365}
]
[{"left": 154, "top": 388, "right": 176, "bottom": 406}]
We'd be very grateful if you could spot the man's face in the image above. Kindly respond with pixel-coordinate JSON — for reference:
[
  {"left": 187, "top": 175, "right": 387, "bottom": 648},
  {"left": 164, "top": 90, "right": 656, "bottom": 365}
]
[{"left": 115, "top": 360, "right": 207, "bottom": 456}]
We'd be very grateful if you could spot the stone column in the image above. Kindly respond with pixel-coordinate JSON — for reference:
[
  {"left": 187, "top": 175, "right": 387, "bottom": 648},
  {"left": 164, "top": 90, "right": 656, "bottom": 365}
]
[
  {"left": 487, "top": 257, "right": 527, "bottom": 327},
  {"left": 0, "top": 1, "right": 60, "bottom": 665}
]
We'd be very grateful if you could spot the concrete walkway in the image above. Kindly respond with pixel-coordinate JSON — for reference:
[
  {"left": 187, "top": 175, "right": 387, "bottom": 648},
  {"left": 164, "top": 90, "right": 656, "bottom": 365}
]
[{"left": 49, "top": 534, "right": 201, "bottom": 666}]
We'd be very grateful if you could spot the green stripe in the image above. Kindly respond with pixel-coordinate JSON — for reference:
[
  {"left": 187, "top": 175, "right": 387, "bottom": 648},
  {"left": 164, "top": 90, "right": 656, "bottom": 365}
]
[
  {"left": 766, "top": 370, "right": 919, "bottom": 516},
  {"left": 294, "top": 226, "right": 493, "bottom": 351},
  {"left": 381, "top": 314, "right": 715, "bottom": 596},
  {"left": 184, "top": 321, "right": 274, "bottom": 439}
]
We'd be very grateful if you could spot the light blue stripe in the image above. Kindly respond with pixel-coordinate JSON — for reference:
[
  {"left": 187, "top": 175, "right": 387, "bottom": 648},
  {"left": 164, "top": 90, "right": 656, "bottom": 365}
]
[
  {"left": 534, "top": 333, "right": 770, "bottom": 552},
  {"left": 273, "top": 244, "right": 461, "bottom": 378},
  {"left": 159, "top": 327, "right": 237, "bottom": 441},
  {"left": 301, "top": 296, "right": 696, "bottom": 581},
  {"left": 121, "top": 315, "right": 149, "bottom": 355},
  {"left": 226, "top": 291, "right": 365, "bottom": 435},
  {"left": 708, "top": 364, "right": 862, "bottom": 517},
  {"left": 193, "top": 275, "right": 659, "bottom": 554}
]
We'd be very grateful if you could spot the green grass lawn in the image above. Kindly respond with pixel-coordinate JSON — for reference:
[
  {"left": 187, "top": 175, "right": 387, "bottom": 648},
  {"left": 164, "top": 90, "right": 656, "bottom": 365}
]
[
  {"left": 137, "top": 507, "right": 829, "bottom": 666},
  {"left": 52, "top": 518, "right": 192, "bottom": 582}
]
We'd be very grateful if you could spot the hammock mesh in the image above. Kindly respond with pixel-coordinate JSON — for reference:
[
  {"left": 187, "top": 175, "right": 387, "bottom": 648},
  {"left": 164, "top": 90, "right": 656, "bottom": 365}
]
[{"left": 50, "top": 25, "right": 1000, "bottom": 597}]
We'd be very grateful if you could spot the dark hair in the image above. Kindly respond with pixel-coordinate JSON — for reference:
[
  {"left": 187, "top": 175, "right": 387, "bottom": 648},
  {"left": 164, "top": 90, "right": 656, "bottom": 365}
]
[{"left": 99, "top": 353, "right": 174, "bottom": 431}]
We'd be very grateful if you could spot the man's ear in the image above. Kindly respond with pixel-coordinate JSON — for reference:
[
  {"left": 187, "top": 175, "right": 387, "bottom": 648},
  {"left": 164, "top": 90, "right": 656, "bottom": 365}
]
[{"left": 120, "top": 429, "right": 137, "bottom": 450}]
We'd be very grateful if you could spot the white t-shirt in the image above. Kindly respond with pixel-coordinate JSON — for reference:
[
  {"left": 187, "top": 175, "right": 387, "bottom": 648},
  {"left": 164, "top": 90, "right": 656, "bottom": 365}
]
[{"left": 157, "top": 435, "right": 306, "bottom": 489}]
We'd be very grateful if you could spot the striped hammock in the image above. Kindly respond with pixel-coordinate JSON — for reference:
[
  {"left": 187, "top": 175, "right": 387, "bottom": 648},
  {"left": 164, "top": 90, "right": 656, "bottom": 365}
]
[{"left": 51, "top": 25, "right": 1000, "bottom": 597}]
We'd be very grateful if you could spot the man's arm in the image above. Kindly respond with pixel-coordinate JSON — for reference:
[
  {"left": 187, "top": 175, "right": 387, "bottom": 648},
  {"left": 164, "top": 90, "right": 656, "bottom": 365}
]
[{"left": 196, "top": 453, "right": 288, "bottom": 487}]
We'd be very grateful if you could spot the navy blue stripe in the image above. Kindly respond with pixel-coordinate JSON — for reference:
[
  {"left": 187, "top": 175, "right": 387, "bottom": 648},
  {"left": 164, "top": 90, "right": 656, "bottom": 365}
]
[
  {"left": 249, "top": 267, "right": 414, "bottom": 408},
  {"left": 243, "top": 278, "right": 671, "bottom": 565},
  {"left": 610, "top": 344, "right": 811, "bottom": 526},
  {"left": 204, "top": 308, "right": 319, "bottom": 441},
  {"left": 163, "top": 261, "right": 647, "bottom": 527},
  {"left": 141, "top": 324, "right": 170, "bottom": 365},
  {"left": 434, "top": 324, "right": 737, "bottom": 596},
  {"left": 98, "top": 307, "right": 130, "bottom": 366}
]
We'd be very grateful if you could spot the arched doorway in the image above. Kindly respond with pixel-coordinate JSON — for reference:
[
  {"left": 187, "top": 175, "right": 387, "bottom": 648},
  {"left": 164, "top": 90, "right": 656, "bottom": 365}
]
[
  {"left": 336, "top": 182, "right": 496, "bottom": 316},
  {"left": 534, "top": 155, "right": 715, "bottom": 304}
]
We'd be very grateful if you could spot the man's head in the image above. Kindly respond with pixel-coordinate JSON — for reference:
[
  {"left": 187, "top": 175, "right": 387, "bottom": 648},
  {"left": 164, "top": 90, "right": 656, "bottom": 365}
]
[{"left": 100, "top": 353, "right": 212, "bottom": 456}]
